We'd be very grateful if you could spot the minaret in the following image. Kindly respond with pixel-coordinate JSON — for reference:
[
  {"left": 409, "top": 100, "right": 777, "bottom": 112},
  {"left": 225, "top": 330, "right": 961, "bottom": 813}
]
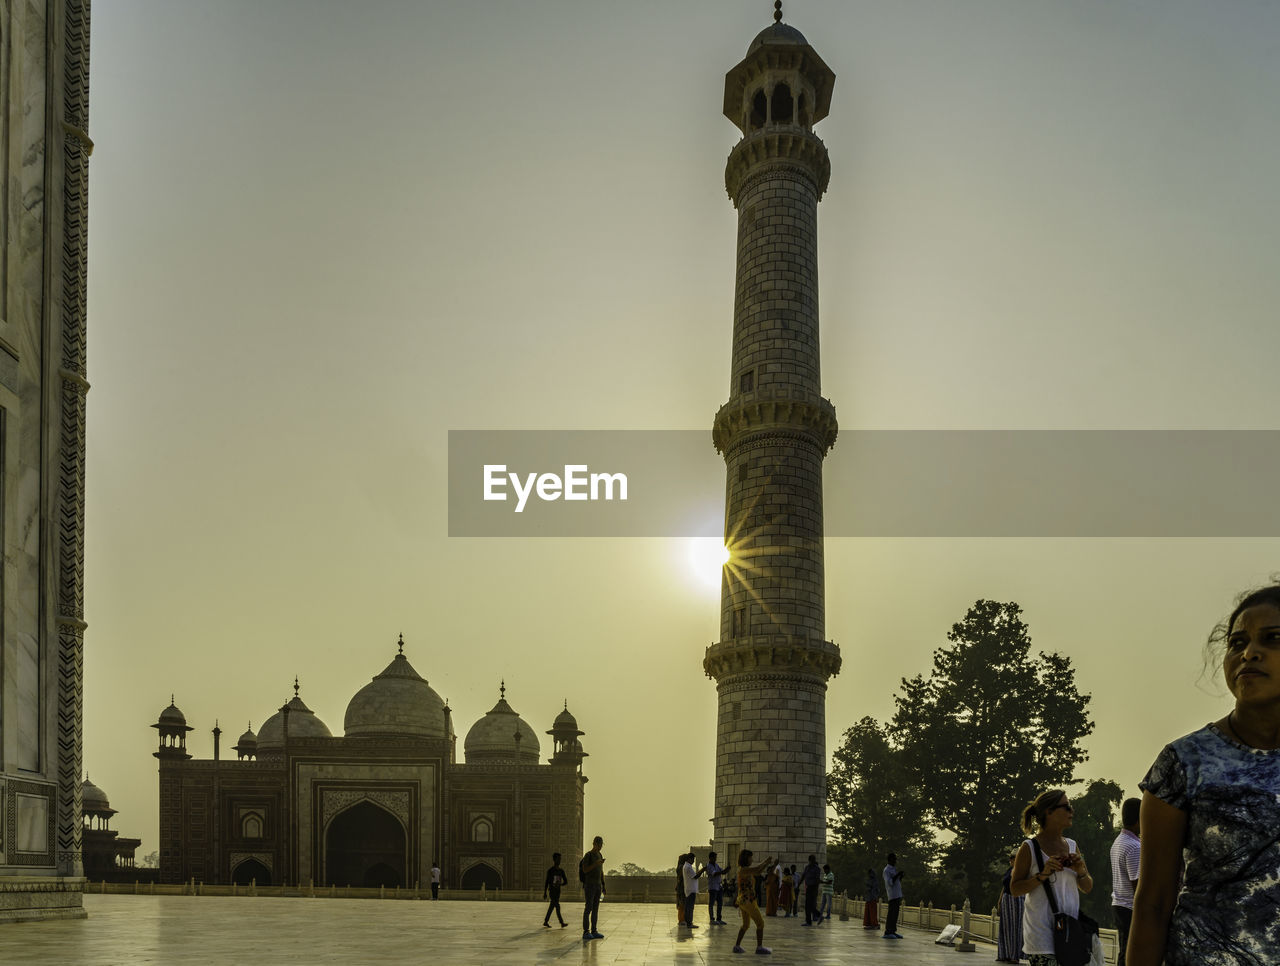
[{"left": 704, "top": 3, "right": 842, "bottom": 863}]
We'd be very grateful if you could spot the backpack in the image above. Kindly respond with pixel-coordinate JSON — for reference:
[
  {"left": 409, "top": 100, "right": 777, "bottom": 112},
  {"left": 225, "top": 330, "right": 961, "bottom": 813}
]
[{"left": 578, "top": 856, "right": 586, "bottom": 884}]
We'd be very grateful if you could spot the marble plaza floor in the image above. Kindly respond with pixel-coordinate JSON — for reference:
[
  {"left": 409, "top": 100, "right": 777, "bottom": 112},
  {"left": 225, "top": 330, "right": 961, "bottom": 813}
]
[{"left": 0, "top": 895, "right": 1002, "bottom": 965}]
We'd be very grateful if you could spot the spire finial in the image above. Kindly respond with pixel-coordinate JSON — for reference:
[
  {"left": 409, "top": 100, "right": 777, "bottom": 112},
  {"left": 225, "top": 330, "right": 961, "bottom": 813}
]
[
  {"left": 774, "top": 0, "right": 782, "bottom": 23},
  {"left": 293, "top": 677, "right": 300, "bottom": 698},
  {"left": 500, "top": 679, "right": 506, "bottom": 700},
  {"left": 397, "top": 632, "right": 404, "bottom": 655},
  {"left": 564, "top": 699, "right": 568, "bottom": 711},
  {"left": 170, "top": 693, "right": 175, "bottom": 705}
]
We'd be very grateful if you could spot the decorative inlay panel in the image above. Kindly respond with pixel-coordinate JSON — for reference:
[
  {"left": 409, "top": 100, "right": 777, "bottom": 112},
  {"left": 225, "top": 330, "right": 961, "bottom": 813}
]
[{"left": 320, "top": 790, "right": 410, "bottom": 830}]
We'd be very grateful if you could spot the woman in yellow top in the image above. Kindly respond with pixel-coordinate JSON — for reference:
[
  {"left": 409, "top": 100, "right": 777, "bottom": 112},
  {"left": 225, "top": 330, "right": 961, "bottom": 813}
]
[{"left": 734, "top": 849, "right": 776, "bottom": 955}]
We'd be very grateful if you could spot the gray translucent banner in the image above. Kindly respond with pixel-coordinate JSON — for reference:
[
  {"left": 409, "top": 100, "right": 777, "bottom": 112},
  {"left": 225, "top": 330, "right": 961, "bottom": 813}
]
[{"left": 448, "top": 430, "right": 1280, "bottom": 537}]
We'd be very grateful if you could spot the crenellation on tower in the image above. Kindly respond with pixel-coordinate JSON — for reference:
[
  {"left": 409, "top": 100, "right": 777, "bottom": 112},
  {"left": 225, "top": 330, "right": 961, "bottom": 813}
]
[{"left": 705, "top": 10, "right": 842, "bottom": 865}]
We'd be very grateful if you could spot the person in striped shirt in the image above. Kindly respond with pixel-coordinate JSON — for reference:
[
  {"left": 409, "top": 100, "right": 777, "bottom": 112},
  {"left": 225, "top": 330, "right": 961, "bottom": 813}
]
[{"left": 1109, "top": 798, "right": 1141, "bottom": 966}]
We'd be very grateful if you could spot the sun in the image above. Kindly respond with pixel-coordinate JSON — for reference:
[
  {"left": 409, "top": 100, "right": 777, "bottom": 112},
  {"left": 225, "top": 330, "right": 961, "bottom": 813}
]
[{"left": 686, "top": 538, "right": 730, "bottom": 592}]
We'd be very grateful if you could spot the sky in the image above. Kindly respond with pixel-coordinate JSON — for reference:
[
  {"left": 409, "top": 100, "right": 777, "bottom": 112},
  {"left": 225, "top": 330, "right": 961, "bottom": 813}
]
[{"left": 85, "top": 0, "right": 1280, "bottom": 872}]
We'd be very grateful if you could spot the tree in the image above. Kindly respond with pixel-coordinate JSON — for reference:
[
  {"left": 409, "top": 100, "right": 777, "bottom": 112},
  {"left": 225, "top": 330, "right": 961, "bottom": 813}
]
[
  {"left": 1065, "top": 779, "right": 1123, "bottom": 923},
  {"left": 615, "top": 862, "right": 651, "bottom": 876},
  {"left": 889, "top": 600, "right": 1094, "bottom": 905},
  {"left": 827, "top": 716, "right": 937, "bottom": 873},
  {"left": 827, "top": 717, "right": 973, "bottom": 907}
]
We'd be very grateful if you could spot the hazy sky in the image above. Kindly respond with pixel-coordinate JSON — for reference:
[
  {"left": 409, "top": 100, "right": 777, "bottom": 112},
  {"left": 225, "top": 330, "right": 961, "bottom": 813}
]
[{"left": 85, "top": 0, "right": 1280, "bottom": 872}]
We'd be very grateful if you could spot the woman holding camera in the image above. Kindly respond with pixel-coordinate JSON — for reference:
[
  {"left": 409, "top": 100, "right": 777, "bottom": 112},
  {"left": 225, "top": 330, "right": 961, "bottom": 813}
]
[
  {"left": 1008, "top": 789, "right": 1094, "bottom": 965},
  {"left": 1127, "top": 585, "right": 1280, "bottom": 966}
]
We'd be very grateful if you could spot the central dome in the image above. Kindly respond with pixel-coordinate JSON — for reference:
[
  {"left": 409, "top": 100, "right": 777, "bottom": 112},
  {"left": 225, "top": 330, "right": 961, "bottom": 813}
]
[{"left": 344, "top": 648, "right": 447, "bottom": 739}]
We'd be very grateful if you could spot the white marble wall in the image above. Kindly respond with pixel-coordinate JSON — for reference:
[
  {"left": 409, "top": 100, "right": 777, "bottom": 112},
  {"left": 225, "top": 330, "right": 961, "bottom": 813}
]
[{"left": 1, "top": 0, "right": 89, "bottom": 921}]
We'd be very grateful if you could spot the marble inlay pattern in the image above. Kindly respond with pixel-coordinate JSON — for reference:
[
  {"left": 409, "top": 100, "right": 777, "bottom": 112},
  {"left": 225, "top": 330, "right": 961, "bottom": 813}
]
[
  {"left": 320, "top": 790, "right": 410, "bottom": 831},
  {"left": 53, "top": 0, "right": 92, "bottom": 880},
  {"left": 4, "top": 779, "right": 55, "bottom": 866},
  {"left": 228, "top": 852, "right": 273, "bottom": 874}
]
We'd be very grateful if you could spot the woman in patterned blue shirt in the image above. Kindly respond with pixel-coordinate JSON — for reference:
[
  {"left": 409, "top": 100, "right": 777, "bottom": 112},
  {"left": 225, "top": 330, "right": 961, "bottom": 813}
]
[{"left": 1128, "top": 585, "right": 1280, "bottom": 966}]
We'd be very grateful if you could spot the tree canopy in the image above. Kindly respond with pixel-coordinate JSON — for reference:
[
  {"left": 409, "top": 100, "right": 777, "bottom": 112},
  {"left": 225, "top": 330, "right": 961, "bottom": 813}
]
[{"left": 828, "top": 599, "right": 1098, "bottom": 906}]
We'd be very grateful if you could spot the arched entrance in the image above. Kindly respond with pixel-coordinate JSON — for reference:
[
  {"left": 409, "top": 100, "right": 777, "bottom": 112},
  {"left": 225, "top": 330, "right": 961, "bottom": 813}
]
[
  {"left": 231, "top": 858, "right": 272, "bottom": 886},
  {"left": 324, "top": 800, "right": 406, "bottom": 888},
  {"left": 460, "top": 862, "right": 502, "bottom": 890}
]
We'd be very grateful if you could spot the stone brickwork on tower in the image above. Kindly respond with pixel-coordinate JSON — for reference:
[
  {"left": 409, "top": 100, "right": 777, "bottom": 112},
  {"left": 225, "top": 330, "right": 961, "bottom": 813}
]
[{"left": 704, "top": 12, "right": 841, "bottom": 867}]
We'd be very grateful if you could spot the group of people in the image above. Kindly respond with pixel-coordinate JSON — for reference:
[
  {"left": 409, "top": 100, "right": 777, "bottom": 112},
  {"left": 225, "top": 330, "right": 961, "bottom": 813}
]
[
  {"left": 547, "top": 584, "right": 1280, "bottom": 963},
  {"left": 540, "top": 836, "right": 607, "bottom": 939},
  {"left": 998, "top": 583, "right": 1280, "bottom": 965}
]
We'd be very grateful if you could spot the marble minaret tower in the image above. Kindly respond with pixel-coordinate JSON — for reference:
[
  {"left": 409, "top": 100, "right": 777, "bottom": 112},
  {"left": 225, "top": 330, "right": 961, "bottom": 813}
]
[{"left": 704, "top": 5, "right": 842, "bottom": 864}]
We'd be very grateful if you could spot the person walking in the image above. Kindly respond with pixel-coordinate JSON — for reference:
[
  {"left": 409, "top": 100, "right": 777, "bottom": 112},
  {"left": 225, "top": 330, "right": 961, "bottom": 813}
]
[
  {"left": 580, "top": 836, "right": 606, "bottom": 941},
  {"left": 733, "top": 849, "right": 776, "bottom": 955},
  {"left": 429, "top": 860, "right": 441, "bottom": 900},
  {"left": 706, "top": 851, "right": 727, "bottom": 925},
  {"left": 1109, "top": 798, "right": 1141, "bottom": 966},
  {"left": 801, "top": 855, "right": 822, "bottom": 925},
  {"left": 542, "top": 853, "right": 568, "bottom": 928},
  {"left": 882, "top": 853, "right": 905, "bottom": 939}
]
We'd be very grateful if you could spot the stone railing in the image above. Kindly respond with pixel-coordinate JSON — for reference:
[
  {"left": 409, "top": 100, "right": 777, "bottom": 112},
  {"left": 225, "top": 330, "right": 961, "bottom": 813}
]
[
  {"left": 840, "top": 894, "right": 1122, "bottom": 964},
  {"left": 81, "top": 875, "right": 686, "bottom": 904}
]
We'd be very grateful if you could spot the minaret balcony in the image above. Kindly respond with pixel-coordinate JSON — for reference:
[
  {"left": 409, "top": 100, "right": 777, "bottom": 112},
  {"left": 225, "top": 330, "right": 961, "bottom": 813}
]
[
  {"left": 713, "top": 389, "right": 837, "bottom": 455},
  {"left": 703, "top": 635, "right": 842, "bottom": 681},
  {"left": 725, "top": 127, "right": 831, "bottom": 201}
]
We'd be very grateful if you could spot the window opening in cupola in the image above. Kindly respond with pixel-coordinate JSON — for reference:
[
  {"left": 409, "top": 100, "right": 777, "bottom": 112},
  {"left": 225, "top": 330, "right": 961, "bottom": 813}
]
[
  {"left": 771, "top": 83, "right": 794, "bottom": 124},
  {"left": 750, "top": 89, "right": 767, "bottom": 129}
]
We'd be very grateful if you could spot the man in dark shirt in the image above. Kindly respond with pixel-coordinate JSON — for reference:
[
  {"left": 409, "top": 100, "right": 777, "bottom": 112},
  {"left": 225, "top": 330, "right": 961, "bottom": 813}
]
[
  {"left": 801, "top": 855, "right": 822, "bottom": 925},
  {"left": 580, "top": 835, "right": 606, "bottom": 941},
  {"left": 543, "top": 852, "right": 568, "bottom": 928}
]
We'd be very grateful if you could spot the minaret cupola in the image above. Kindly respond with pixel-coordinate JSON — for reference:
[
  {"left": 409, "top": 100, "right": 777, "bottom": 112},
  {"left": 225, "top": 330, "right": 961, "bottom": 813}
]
[{"left": 152, "top": 696, "right": 194, "bottom": 760}]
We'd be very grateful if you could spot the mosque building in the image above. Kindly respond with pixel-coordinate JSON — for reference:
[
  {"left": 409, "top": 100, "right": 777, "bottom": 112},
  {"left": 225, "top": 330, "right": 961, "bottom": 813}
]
[{"left": 152, "top": 638, "right": 586, "bottom": 891}]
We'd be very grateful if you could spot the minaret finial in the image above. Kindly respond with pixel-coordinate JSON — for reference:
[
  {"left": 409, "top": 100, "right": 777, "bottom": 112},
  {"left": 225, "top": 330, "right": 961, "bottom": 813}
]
[
  {"left": 564, "top": 699, "right": 568, "bottom": 711},
  {"left": 171, "top": 693, "right": 175, "bottom": 705},
  {"left": 500, "top": 679, "right": 506, "bottom": 700},
  {"left": 774, "top": 1, "right": 782, "bottom": 23},
  {"left": 293, "top": 677, "right": 300, "bottom": 698}
]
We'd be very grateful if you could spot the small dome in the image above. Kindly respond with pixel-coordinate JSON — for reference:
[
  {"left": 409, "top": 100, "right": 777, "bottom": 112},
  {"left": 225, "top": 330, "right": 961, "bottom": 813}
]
[
  {"left": 748, "top": 22, "right": 808, "bottom": 53},
  {"left": 236, "top": 725, "right": 258, "bottom": 747},
  {"left": 547, "top": 701, "right": 583, "bottom": 737},
  {"left": 258, "top": 694, "right": 333, "bottom": 749},
  {"left": 81, "top": 776, "right": 110, "bottom": 812},
  {"left": 157, "top": 699, "right": 187, "bottom": 727},
  {"left": 344, "top": 647, "right": 447, "bottom": 739},
  {"left": 464, "top": 686, "right": 540, "bottom": 763}
]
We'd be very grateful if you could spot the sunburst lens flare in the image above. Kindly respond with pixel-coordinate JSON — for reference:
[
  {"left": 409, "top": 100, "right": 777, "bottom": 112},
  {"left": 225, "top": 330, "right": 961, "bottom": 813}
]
[{"left": 686, "top": 538, "right": 731, "bottom": 592}]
